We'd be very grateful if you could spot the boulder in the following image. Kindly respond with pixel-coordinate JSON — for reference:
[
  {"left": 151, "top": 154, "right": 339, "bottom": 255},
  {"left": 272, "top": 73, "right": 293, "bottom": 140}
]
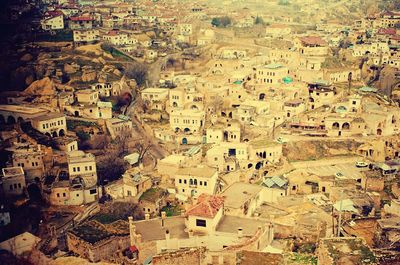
[
  {"left": 20, "top": 53, "right": 33, "bottom": 62},
  {"left": 81, "top": 70, "right": 97, "bottom": 82},
  {"left": 23, "top": 77, "right": 56, "bottom": 96}
]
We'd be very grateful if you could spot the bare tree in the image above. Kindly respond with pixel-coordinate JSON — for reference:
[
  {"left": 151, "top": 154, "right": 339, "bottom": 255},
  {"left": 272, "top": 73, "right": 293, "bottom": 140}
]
[
  {"left": 124, "top": 63, "right": 148, "bottom": 87},
  {"left": 133, "top": 141, "right": 153, "bottom": 164},
  {"left": 115, "top": 129, "right": 133, "bottom": 156}
]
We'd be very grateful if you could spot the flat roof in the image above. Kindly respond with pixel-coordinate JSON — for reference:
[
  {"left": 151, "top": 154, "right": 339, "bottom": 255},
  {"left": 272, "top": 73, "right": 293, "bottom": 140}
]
[
  {"left": 2, "top": 167, "right": 24, "bottom": 177},
  {"left": 133, "top": 216, "right": 188, "bottom": 241},
  {"left": 221, "top": 182, "right": 262, "bottom": 209},
  {"left": 216, "top": 215, "right": 265, "bottom": 236},
  {"left": 32, "top": 112, "right": 65, "bottom": 121},
  {"left": 176, "top": 165, "right": 216, "bottom": 178},
  {"left": 0, "top": 105, "right": 48, "bottom": 115}
]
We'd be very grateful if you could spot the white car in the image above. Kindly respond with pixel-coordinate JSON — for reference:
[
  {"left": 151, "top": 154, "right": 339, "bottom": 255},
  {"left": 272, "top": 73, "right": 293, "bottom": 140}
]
[{"left": 355, "top": 161, "right": 369, "bottom": 168}]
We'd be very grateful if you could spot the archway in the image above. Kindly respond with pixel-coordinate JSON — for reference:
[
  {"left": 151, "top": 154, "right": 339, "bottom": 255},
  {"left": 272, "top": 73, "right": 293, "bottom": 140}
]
[
  {"left": 59, "top": 129, "right": 65, "bottom": 137},
  {"left": 377, "top": 128, "right": 382, "bottom": 135},
  {"left": 255, "top": 162, "right": 263, "bottom": 170},
  {"left": 27, "top": 183, "right": 42, "bottom": 202},
  {"left": 184, "top": 128, "right": 190, "bottom": 133},
  {"left": 74, "top": 111, "right": 80, "bottom": 117},
  {"left": 45, "top": 132, "right": 51, "bottom": 137},
  {"left": 342, "top": 122, "right": 350, "bottom": 130},
  {"left": 52, "top": 131, "right": 58, "bottom": 137},
  {"left": 172, "top": 102, "right": 178, "bottom": 108},
  {"left": 248, "top": 163, "right": 253, "bottom": 169},
  {"left": 17, "top": 117, "right": 24, "bottom": 123},
  {"left": 182, "top": 138, "right": 188, "bottom": 145},
  {"left": 259, "top": 93, "right": 265, "bottom": 100},
  {"left": 332, "top": 122, "right": 339, "bottom": 129},
  {"left": 7, "top": 116, "right": 16, "bottom": 124}
]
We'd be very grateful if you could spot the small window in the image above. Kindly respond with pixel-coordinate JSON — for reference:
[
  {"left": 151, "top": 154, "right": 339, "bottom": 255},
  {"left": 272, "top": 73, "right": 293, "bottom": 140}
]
[
  {"left": 90, "top": 189, "right": 97, "bottom": 194},
  {"left": 196, "top": 219, "right": 207, "bottom": 227},
  {"left": 204, "top": 181, "right": 207, "bottom": 186},
  {"left": 179, "top": 179, "right": 182, "bottom": 184},
  {"left": 63, "top": 193, "right": 66, "bottom": 197},
  {"left": 76, "top": 194, "right": 79, "bottom": 197}
]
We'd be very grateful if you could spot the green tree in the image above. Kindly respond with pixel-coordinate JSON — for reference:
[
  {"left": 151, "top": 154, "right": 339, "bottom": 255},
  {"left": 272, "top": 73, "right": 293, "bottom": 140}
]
[
  {"left": 255, "top": 16, "right": 264, "bottom": 25},
  {"left": 211, "top": 17, "right": 221, "bottom": 27}
]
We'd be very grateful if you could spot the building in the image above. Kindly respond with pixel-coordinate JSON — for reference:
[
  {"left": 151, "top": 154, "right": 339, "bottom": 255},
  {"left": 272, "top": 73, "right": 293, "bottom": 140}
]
[
  {"left": 174, "top": 165, "right": 218, "bottom": 198},
  {"left": 185, "top": 194, "right": 225, "bottom": 234},
  {"left": 73, "top": 29, "right": 100, "bottom": 44},
  {"left": 1, "top": 167, "right": 26, "bottom": 197},
  {"left": 41, "top": 11, "right": 64, "bottom": 30},
  {"left": 170, "top": 109, "right": 205, "bottom": 134},
  {"left": 67, "top": 220, "right": 130, "bottom": 262},
  {"left": 31, "top": 113, "right": 67, "bottom": 138},
  {"left": 68, "top": 16, "right": 94, "bottom": 30}
]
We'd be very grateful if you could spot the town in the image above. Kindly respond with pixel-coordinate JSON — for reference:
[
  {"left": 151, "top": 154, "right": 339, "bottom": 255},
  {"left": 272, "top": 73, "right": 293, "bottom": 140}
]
[{"left": 0, "top": 0, "right": 400, "bottom": 264}]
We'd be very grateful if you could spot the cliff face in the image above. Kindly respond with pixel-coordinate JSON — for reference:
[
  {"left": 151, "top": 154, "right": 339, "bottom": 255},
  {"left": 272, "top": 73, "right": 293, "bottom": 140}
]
[
  {"left": 283, "top": 139, "right": 362, "bottom": 161},
  {"left": 22, "top": 77, "right": 56, "bottom": 96}
]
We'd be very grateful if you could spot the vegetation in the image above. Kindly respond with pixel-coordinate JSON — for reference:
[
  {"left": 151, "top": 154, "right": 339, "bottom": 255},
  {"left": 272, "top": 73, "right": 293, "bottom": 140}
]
[
  {"left": 161, "top": 204, "right": 182, "bottom": 217},
  {"left": 76, "top": 130, "right": 90, "bottom": 141},
  {"left": 124, "top": 63, "right": 148, "bottom": 87},
  {"left": 255, "top": 16, "right": 265, "bottom": 25},
  {"left": 278, "top": 0, "right": 290, "bottom": 6},
  {"left": 211, "top": 16, "right": 232, "bottom": 28}
]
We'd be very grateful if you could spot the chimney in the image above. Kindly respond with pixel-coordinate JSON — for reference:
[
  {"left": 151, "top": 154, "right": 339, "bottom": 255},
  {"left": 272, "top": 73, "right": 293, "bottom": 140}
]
[
  {"left": 237, "top": 227, "right": 243, "bottom": 238},
  {"left": 128, "top": 216, "right": 135, "bottom": 246},
  {"left": 145, "top": 213, "right": 150, "bottom": 220},
  {"left": 165, "top": 229, "right": 170, "bottom": 241}
]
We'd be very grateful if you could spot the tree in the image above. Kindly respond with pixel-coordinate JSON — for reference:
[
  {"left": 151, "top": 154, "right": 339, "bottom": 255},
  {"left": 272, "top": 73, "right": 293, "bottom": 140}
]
[
  {"left": 255, "top": 16, "right": 264, "bottom": 25},
  {"left": 211, "top": 16, "right": 232, "bottom": 28},
  {"left": 211, "top": 17, "right": 221, "bottom": 27},
  {"left": 115, "top": 129, "right": 133, "bottom": 156},
  {"left": 124, "top": 63, "right": 148, "bottom": 87},
  {"left": 133, "top": 141, "right": 153, "bottom": 164}
]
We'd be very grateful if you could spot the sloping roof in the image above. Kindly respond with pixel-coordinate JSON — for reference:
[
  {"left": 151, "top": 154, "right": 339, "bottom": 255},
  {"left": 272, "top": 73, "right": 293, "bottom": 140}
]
[
  {"left": 333, "top": 199, "right": 358, "bottom": 213},
  {"left": 263, "top": 176, "right": 288, "bottom": 188},
  {"left": 124, "top": 153, "right": 140, "bottom": 165},
  {"left": 186, "top": 194, "right": 224, "bottom": 218},
  {"left": 184, "top": 145, "right": 201, "bottom": 156},
  {"left": 300, "top": 36, "right": 327, "bottom": 46}
]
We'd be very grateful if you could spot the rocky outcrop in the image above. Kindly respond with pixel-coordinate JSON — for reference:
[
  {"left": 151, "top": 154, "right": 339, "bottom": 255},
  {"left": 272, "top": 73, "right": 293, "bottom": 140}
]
[{"left": 22, "top": 77, "right": 56, "bottom": 96}]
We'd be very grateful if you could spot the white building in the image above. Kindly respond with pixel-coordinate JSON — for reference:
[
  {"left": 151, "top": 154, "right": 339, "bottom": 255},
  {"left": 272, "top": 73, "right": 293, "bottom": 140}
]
[
  {"left": 174, "top": 165, "right": 218, "bottom": 198},
  {"left": 31, "top": 113, "right": 67, "bottom": 138}
]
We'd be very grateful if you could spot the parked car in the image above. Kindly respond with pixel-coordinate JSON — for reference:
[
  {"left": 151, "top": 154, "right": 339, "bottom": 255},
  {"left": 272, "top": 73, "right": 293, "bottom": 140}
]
[{"left": 355, "top": 161, "right": 369, "bottom": 168}]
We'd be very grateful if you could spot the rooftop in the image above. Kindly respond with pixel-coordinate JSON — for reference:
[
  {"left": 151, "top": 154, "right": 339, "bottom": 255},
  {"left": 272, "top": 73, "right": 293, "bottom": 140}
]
[
  {"left": 216, "top": 215, "right": 265, "bottom": 236},
  {"left": 2, "top": 167, "right": 24, "bottom": 177},
  {"left": 32, "top": 112, "right": 65, "bottom": 122},
  {"left": 221, "top": 182, "right": 262, "bottom": 209},
  {"left": 69, "top": 220, "right": 129, "bottom": 244},
  {"left": 186, "top": 194, "right": 224, "bottom": 218},
  {"left": 175, "top": 165, "right": 217, "bottom": 178},
  {"left": 133, "top": 216, "right": 188, "bottom": 241}
]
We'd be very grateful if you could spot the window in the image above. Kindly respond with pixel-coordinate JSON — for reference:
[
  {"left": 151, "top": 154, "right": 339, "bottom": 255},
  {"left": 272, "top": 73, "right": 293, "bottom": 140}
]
[
  {"left": 85, "top": 166, "right": 88, "bottom": 171},
  {"left": 77, "top": 167, "right": 80, "bottom": 172},
  {"left": 184, "top": 179, "right": 187, "bottom": 184},
  {"left": 196, "top": 219, "right": 207, "bottom": 227},
  {"left": 73, "top": 167, "right": 76, "bottom": 172},
  {"left": 127, "top": 190, "right": 132, "bottom": 196},
  {"left": 76, "top": 194, "right": 79, "bottom": 197},
  {"left": 90, "top": 189, "right": 97, "bottom": 194},
  {"left": 10, "top": 185, "right": 13, "bottom": 191},
  {"left": 57, "top": 193, "right": 60, "bottom": 197},
  {"left": 63, "top": 193, "right": 66, "bottom": 197},
  {"left": 179, "top": 179, "right": 182, "bottom": 184},
  {"left": 200, "top": 181, "right": 203, "bottom": 185},
  {"left": 89, "top": 166, "right": 92, "bottom": 170},
  {"left": 204, "top": 181, "right": 207, "bottom": 186},
  {"left": 182, "top": 189, "right": 185, "bottom": 192},
  {"left": 18, "top": 183, "right": 21, "bottom": 188}
]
